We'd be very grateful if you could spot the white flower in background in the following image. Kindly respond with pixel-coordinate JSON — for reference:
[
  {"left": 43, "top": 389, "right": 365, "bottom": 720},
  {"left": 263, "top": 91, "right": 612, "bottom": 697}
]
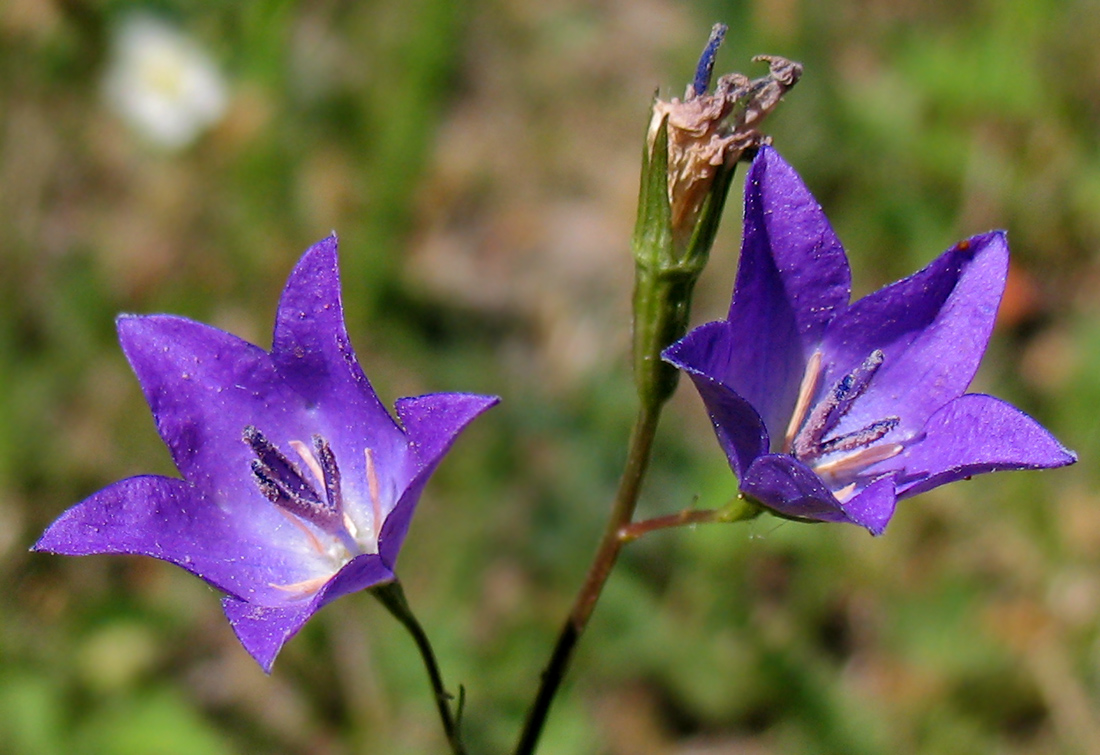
[{"left": 104, "top": 15, "right": 228, "bottom": 150}]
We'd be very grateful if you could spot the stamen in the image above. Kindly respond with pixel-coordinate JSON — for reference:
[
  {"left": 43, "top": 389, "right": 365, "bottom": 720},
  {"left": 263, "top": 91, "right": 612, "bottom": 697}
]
[
  {"left": 272, "top": 506, "right": 328, "bottom": 556},
  {"left": 244, "top": 425, "right": 339, "bottom": 532},
  {"left": 270, "top": 574, "right": 332, "bottom": 599},
  {"left": 343, "top": 512, "right": 360, "bottom": 540},
  {"left": 828, "top": 350, "right": 884, "bottom": 427},
  {"left": 812, "top": 442, "right": 903, "bottom": 479},
  {"left": 784, "top": 351, "right": 823, "bottom": 453},
  {"left": 833, "top": 482, "right": 857, "bottom": 503},
  {"left": 243, "top": 426, "right": 320, "bottom": 506},
  {"left": 817, "top": 417, "right": 899, "bottom": 456},
  {"left": 792, "top": 350, "right": 885, "bottom": 457},
  {"left": 245, "top": 425, "right": 367, "bottom": 560},
  {"left": 365, "top": 448, "right": 382, "bottom": 535},
  {"left": 313, "top": 435, "right": 344, "bottom": 516}
]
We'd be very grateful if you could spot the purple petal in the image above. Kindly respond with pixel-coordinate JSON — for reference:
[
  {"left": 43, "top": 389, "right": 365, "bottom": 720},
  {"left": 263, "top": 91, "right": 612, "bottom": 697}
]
[
  {"left": 893, "top": 393, "right": 1076, "bottom": 498},
  {"left": 741, "top": 454, "right": 896, "bottom": 535},
  {"left": 33, "top": 476, "right": 318, "bottom": 604},
  {"left": 117, "top": 314, "right": 304, "bottom": 514},
  {"left": 741, "top": 454, "right": 848, "bottom": 523},
  {"left": 820, "top": 232, "right": 1008, "bottom": 439},
  {"left": 377, "top": 393, "right": 500, "bottom": 563},
  {"left": 223, "top": 553, "right": 395, "bottom": 672},
  {"left": 222, "top": 600, "right": 315, "bottom": 674},
  {"left": 723, "top": 147, "right": 851, "bottom": 438},
  {"left": 663, "top": 321, "right": 769, "bottom": 478},
  {"left": 271, "top": 236, "right": 405, "bottom": 466},
  {"left": 396, "top": 393, "right": 501, "bottom": 470},
  {"left": 839, "top": 474, "right": 897, "bottom": 536}
]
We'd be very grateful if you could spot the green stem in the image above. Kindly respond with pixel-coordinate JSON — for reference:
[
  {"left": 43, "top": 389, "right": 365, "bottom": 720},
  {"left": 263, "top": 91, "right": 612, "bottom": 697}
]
[
  {"left": 619, "top": 496, "right": 762, "bottom": 542},
  {"left": 373, "top": 581, "right": 466, "bottom": 755},
  {"left": 512, "top": 401, "right": 662, "bottom": 755}
]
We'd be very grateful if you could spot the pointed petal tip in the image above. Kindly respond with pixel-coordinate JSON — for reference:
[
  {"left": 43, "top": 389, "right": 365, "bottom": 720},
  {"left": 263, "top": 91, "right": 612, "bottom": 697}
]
[
  {"left": 959, "top": 228, "right": 1009, "bottom": 262},
  {"left": 29, "top": 530, "right": 55, "bottom": 554},
  {"left": 395, "top": 391, "right": 501, "bottom": 463},
  {"left": 661, "top": 320, "right": 730, "bottom": 375},
  {"left": 895, "top": 394, "right": 1076, "bottom": 498},
  {"left": 222, "top": 597, "right": 300, "bottom": 674},
  {"left": 293, "top": 235, "right": 340, "bottom": 275},
  {"left": 31, "top": 512, "right": 85, "bottom": 553},
  {"left": 751, "top": 142, "right": 778, "bottom": 164},
  {"left": 30, "top": 501, "right": 100, "bottom": 556},
  {"left": 965, "top": 228, "right": 1008, "bottom": 247},
  {"left": 115, "top": 311, "right": 150, "bottom": 340},
  {"left": 842, "top": 476, "right": 898, "bottom": 537},
  {"left": 747, "top": 143, "right": 797, "bottom": 185},
  {"left": 223, "top": 555, "right": 393, "bottom": 673},
  {"left": 1042, "top": 442, "right": 1077, "bottom": 469}
]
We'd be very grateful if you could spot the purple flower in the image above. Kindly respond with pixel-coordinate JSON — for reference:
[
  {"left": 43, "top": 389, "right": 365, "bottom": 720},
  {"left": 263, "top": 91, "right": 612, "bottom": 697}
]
[
  {"left": 663, "top": 147, "right": 1075, "bottom": 536},
  {"left": 36, "top": 237, "right": 498, "bottom": 670}
]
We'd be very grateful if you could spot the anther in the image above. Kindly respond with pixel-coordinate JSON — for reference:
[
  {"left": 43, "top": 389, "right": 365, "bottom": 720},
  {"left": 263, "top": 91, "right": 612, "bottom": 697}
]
[
  {"left": 244, "top": 426, "right": 320, "bottom": 506},
  {"left": 792, "top": 350, "right": 885, "bottom": 458},
  {"left": 817, "top": 417, "right": 899, "bottom": 456},
  {"left": 313, "top": 435, "right": 344, "bottom": 517},
  {"left": 244, "top": 426, "right": 340, "bottom": 532}
]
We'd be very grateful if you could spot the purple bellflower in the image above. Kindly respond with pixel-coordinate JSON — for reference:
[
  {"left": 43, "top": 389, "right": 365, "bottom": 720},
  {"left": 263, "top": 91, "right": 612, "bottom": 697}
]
[
  {"left": 663, "top": 147, "right": 1075, "bottom": 536},
  {"left": 36, "top": 237, "right": 499, "bottom": 670}
]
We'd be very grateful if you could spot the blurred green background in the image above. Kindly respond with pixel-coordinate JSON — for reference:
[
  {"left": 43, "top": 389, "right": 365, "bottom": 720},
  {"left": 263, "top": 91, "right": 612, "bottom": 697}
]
[{"left": 1, "top": 0, "right": 1097, "bottom": 753}]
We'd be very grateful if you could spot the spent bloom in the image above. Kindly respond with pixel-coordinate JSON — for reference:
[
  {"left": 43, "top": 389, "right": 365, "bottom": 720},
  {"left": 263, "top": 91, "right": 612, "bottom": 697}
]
[
  {"left": 36, "top": 237, "right": 498, "bottom": 670},
  {"left": 646, "top": 23, "right": 801, "bottom": 248},
  {"left": 664, "top": 147, "right": 1075, "bottom": 535},
  {"left": 104, "top": 14, "right": 228, "bottom": 150}
]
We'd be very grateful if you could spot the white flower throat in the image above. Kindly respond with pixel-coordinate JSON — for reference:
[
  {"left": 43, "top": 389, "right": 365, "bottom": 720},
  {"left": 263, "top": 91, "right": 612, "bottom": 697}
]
[
  {"left": 243, "top": 426, "right": 384, "bottom": 595},
  {"left": 783, "top": 350, "right": 903, "bottom": 501}
]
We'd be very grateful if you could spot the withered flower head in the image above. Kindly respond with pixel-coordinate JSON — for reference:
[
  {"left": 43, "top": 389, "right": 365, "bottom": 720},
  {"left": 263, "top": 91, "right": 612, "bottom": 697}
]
[{"left": 648, "top": 24, "right": 802, "bottom": 241}]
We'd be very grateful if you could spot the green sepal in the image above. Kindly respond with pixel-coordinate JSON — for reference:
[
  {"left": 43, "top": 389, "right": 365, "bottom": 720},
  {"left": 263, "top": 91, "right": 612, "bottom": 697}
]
[
  {"left": 631, "top": 114, "right": 675, "bottom": 270},
  {"left": 630, "top": 115, "right": 738, "bottom": 409}
]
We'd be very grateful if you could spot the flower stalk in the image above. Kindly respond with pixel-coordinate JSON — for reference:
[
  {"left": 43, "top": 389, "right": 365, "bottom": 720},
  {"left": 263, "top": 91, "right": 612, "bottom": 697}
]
[
  {"left": 513, "top": 400, "right": 661, "bottom": 755},
  {"left": 618, "top": 495, "right": 763, "bottom": 543},
  {"left": 514, "top": 27, "right": 800, "bottom": 755},
  {"left": 373, "top": 581, "right": 468, "bottom": 755}
]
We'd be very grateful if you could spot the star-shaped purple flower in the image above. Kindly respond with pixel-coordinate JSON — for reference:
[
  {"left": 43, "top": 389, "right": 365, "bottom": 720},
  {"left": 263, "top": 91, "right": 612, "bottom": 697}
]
[
  {"left": 36, "top": 236, "right": 498, "bottom": 670},
  {"left": 663, "top": 147, "right": 1075, "bottom": 536}
]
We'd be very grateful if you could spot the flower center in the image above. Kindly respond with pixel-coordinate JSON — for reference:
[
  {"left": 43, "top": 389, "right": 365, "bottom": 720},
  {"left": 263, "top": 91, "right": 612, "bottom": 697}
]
[
  {"left": 243, "top": 426, "right": 384, "bottom": 590},
  {"left": 782, "top": 350, "right": 903, "bottom": 497}
]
